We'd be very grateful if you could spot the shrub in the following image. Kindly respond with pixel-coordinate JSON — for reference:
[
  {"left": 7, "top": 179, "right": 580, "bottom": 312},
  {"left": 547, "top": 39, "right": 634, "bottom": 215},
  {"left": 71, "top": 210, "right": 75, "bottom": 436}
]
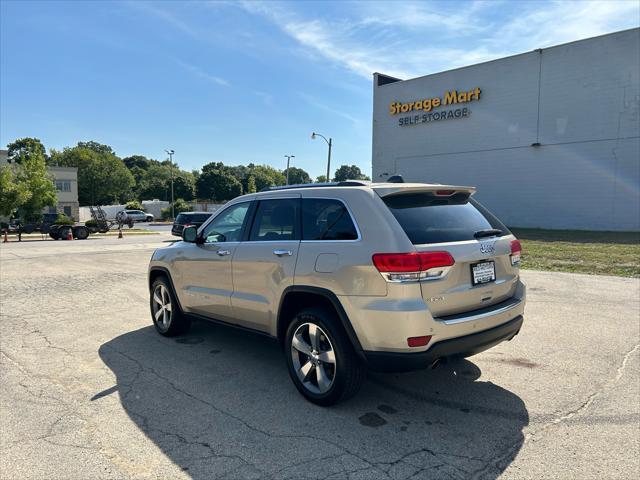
[
  {"left": 161, "top": 198, "right": 192, "bottom": 220},
  {"left": 55, "top": 213, "right": 74, "bottom": 225},
  {"left": 85, "top": 219, "right": 98, "bottom": 228},
  {"left": 125, "top": 200, "right": 144, "bottom": 211}
]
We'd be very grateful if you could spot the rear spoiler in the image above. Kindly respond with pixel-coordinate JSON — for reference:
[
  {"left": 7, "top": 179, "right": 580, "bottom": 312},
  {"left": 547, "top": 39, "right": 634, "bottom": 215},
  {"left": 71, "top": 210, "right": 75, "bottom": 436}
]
[{"left": 372, "top": 184, "right": 476, "bottom": 198}]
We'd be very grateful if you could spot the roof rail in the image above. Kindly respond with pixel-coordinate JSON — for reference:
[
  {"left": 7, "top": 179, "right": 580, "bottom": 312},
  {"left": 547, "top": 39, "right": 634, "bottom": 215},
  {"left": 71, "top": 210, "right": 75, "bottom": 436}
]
[{"left": 260, "top": 180, "right": 369, "bottom": 192}]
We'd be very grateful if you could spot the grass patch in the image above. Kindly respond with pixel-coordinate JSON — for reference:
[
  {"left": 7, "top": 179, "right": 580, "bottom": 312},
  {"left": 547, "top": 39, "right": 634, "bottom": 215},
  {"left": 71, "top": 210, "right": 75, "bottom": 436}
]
[{"left": 510, "top": 228, "right": 640, "bottom": 278}]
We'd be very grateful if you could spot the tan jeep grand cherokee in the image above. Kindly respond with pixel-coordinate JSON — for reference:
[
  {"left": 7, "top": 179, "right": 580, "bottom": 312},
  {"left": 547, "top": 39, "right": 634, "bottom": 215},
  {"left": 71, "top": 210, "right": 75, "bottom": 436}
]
[{"left": 148, "top": 179, "right": 526, "bottom": 405}]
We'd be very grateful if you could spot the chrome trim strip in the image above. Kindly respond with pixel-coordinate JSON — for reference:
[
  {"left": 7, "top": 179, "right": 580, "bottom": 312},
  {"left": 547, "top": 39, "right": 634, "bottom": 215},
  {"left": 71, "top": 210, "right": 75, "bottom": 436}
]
[{"left": 439, "top": 298, "right": 522, "bottom": 325}]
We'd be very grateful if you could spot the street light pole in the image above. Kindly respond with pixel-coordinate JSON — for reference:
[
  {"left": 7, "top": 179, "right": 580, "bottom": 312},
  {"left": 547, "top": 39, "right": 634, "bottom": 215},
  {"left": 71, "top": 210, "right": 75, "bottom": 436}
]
[
  {"left": 165, "top": 149, "right": 175, "bottom": 219},
  {"left": 311, "top": 132, "right": 332, "bottom": 181},
  {"left": 284, "top": 155, "right": 295, "bottom": 185}
]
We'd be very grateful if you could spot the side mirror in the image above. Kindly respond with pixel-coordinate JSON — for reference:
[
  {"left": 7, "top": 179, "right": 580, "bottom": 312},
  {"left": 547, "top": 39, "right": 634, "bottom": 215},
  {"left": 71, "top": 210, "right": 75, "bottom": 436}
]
[{"left": 182, "top": 226, "right": 198, "bottom": 243}]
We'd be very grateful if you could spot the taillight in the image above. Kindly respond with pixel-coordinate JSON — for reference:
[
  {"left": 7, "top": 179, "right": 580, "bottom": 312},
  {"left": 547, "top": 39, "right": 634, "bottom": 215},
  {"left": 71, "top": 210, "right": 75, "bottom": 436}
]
[
  {"left": 435, "top": 189, "right": 455, "bottom": 196},
  {"left": 372, "top": 252, "right": 454, "bottom": 282},
  {"left": 510, "top": 239, "right": 522, "bottom": 265}
]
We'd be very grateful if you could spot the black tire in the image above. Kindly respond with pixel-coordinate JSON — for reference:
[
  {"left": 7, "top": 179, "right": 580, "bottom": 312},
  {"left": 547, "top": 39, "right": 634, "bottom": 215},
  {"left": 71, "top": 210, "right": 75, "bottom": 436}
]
[
  {"left": 23, "top": 223, "right": 35, "bottom": 234},
  {"left": 49, "top": 225, "right": 60, "bottom": 240},
  {"left": 150, "top": 276, "right": 191, "bottom": 336},
  {"left": 285, "top": 307, "right": 365, "bottom": 406},
  {"left": 58, "top": 226, "right": 72, "bottom": 240},
  {"left": 73, "top": 226, "right": 89, "bottom": 240}
]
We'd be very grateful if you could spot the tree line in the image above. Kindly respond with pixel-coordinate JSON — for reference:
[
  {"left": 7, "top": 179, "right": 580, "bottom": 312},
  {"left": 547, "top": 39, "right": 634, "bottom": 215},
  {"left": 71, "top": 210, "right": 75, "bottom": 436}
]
[{"left": 1, "top": 137, "right": 370, "bottom": 216}]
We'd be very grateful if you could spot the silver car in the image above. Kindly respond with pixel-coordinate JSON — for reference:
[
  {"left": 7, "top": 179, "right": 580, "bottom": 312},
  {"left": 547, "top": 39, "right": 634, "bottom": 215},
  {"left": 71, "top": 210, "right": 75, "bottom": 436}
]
[{"left": 148, "top": 179, "right": 525, "bottom": 405}]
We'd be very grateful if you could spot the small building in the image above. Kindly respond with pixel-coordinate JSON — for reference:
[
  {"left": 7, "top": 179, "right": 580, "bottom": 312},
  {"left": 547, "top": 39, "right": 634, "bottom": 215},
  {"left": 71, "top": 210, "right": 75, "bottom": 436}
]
[
  {"left": 0, "top": 149, "right": 80, "bottom": 220},
  {"left": 372, "top": 28, "right": 640, "bottom": 231}
]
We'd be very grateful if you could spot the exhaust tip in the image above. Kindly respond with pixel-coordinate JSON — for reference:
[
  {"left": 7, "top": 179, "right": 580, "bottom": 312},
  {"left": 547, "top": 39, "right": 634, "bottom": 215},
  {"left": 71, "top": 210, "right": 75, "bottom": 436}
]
[{"left": 430, "top": 358, "right": 443, "bottom": 369}]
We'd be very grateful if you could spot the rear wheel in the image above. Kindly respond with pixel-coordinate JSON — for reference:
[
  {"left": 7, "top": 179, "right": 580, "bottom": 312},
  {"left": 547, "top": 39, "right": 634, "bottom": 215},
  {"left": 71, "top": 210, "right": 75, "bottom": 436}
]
[
  {"left": 285, "top": 307, "right": 365, "bottom": 406},
  {"left": 73, "top": 226, "right": 89, "bottom": 240},
  {"left": 150, "top": 277, "right": 191, "bottom": 336}
]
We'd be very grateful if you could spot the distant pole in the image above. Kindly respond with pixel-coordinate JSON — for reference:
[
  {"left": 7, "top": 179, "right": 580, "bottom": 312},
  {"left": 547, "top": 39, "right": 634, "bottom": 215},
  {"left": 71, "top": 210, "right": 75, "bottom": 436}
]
[
  {"left": 284, "top": 155, "right": 295, "bottom": 185},
  {"left": 165, "top": 149, "right": 175, "bottom": 218},
  {"left": 311, "top": 132, "right": 332, "bottom": 182},
  {"left": 326, "top": 138, "right": 332, "bottom": 182}
]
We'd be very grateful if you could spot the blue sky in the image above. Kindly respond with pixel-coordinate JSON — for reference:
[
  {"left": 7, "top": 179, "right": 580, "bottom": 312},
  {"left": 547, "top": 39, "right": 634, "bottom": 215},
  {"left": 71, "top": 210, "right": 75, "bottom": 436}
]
[{"left": 1, "top": 0, "right": 638, "bottom": 179}]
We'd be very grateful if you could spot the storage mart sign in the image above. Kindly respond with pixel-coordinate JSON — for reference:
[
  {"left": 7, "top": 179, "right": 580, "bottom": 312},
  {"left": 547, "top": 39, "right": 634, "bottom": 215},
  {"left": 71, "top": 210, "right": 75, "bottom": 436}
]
[{"left": 389, "top": 87, "right": 481, "bottom": 126}]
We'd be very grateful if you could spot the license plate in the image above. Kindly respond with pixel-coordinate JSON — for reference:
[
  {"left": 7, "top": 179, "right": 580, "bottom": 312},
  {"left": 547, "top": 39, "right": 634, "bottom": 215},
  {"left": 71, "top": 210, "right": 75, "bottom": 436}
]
[{"left": 471, "top": 261, "right": 496, "bottom": 285}]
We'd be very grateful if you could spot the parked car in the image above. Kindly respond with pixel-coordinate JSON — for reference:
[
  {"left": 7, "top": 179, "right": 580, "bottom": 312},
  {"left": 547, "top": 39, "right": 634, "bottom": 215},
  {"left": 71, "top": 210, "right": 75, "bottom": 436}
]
[
  {"left": 119, "top": 209, "right": 154, "bottom": 222},
  {"left": 148, "top": 179, "right": 526, "bottom": 405},
  {"left": 171, "top": 212, "right": 214, "bottom": 237}
]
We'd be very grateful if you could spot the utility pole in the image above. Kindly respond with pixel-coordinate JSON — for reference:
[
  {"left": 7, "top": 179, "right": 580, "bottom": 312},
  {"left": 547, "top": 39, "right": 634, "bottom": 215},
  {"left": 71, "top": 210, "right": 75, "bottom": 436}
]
[
  {"left": 284, "top": 155, "right": 295, "bottom": 185},
  {"left": 165, "top": 149, "right": 175, "bottom": 219}
]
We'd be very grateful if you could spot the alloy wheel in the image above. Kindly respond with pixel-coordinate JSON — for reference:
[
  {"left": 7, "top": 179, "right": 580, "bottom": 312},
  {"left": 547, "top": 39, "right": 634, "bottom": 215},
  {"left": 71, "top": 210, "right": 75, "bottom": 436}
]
[
  {"left": 290, "top": 322, "right": 336, "bottom": 394},
  {"left": 152, "top": 284, "right": 172, "bottom": 329}
]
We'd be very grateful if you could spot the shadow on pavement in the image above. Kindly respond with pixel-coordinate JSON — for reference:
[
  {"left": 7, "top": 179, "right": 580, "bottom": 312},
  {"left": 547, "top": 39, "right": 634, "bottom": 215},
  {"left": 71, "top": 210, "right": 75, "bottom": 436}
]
[{"left": 98, "top": 320, "right": 528, "bottom": 479}]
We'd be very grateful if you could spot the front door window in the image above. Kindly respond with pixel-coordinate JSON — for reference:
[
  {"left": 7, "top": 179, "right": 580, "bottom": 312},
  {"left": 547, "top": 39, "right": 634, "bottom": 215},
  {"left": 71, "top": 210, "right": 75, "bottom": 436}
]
[{"left": 202, "top": 202, "right": 250, "bottom": 243}]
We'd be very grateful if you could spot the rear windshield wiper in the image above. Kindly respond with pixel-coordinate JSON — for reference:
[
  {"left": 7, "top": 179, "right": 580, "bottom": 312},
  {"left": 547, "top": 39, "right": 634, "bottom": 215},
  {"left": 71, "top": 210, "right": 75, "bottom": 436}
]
[{"left": 474, "top": 228, "right": 503, "bottom": 239}]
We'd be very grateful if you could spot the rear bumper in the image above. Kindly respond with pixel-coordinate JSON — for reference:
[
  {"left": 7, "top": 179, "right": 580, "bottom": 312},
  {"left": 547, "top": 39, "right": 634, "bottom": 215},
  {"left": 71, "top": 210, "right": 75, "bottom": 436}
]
[{"left": 363, "top": 315, "right": 524, "bottom": 372}]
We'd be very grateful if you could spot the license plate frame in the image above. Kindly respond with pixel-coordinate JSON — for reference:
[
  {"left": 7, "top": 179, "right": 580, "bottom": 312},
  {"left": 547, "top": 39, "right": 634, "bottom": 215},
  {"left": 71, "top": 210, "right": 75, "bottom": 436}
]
[{"left": 471, "top": 260, "right": 496, "bottom": 286}]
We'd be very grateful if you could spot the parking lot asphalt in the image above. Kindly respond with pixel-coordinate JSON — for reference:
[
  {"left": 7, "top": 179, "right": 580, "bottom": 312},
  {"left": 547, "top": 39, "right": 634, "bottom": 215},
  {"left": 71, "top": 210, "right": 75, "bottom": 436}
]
[{"left": 1, "top": 235, "right": 638, "bottom": 480}]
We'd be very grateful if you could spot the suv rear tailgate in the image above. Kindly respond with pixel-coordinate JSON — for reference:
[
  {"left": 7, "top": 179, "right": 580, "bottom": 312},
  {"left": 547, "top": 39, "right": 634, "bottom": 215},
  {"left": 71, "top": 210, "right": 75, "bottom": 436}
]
[{"left": 377, "top": 186, "right": 521, "bottom": 317}]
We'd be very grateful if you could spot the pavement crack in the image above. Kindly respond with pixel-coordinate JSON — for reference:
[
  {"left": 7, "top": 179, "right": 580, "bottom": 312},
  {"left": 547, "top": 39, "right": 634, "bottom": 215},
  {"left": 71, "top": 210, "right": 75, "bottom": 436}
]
[
  {"left": 106, "top": 345, "right": 388, "bottom": 477},
  {"left": 469, "top": 342, "right": 640, "bottom": 480}
]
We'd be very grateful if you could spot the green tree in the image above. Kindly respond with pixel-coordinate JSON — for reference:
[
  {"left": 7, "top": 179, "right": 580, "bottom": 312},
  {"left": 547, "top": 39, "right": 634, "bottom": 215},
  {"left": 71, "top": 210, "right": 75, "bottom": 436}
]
[
  {"left": 173, "top": 171, "right": 196, "bottom": 201},
  {"left": 77, "top": 141, "right": 115, "bottom": 155},
  {"left": 316, "top": 175, "right": 328, "bottom": 183},
  {"left": 6, "top": 137, "right": 47, "bottom": 164},
  {"left": 246, "top": 175, "right": 257, "bottom": 194},
  {"left": 245, "top": 164, "right": 286, "bottom": 191},
  {"left": 136, "top": 163, "right": 171, "bottom": 201},
  {"left": 50, "top": 143, "right": 135, "bottom": 205},
  {"left": 0, "top": 165, "right": 31, "bottom": 216},
  {"left": 196, "top": 169, "right": 242, "bottom": 201},
  {"left": 14, "top": 150, "right": 57, "bottom": 221},
  {"left": 284, "top": 167, "right": 311, "bottom": 185},
  {"left": 333, "top": 165, "right": 370, "bottom": 182},
  {"left": 161, "top": 198, "right": 192, "bottom": 220}
]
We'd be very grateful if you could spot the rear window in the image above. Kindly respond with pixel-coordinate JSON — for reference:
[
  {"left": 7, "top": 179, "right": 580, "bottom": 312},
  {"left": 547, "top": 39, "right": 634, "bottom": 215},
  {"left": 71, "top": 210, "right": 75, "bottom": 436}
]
[
  {"left": 383, "top": 193, "right": 510, "bottom": 245},
  {"left": 302, "top": 199, "right": 358, "bottom": 241},
  {"left": 175, "top": 213, "right": 211, "bottom": 224}
]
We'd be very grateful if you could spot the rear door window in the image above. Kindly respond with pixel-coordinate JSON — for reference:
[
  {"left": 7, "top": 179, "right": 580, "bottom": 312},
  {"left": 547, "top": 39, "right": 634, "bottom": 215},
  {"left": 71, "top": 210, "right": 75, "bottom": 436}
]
[
  {"left": 302, "top": 199, "right": 358, "bottom": 240},
  {"left": 383, "top": 193, "right": 510, "bottom": 245},
  {"left": 249, "top": 199, "right": 300, "bottom": 241}
]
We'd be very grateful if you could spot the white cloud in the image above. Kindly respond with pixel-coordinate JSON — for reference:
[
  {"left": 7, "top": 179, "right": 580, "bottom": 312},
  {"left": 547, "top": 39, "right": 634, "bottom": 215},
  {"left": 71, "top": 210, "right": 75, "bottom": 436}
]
[
  {"left": 297, "top": 92, "right": 360, "bottom": 125},
  {"left": 238, "top": 0, "right": 639, "bottom": 80},
  {"left": 174, "top": 59, "right": 230, "bottom": 87}
]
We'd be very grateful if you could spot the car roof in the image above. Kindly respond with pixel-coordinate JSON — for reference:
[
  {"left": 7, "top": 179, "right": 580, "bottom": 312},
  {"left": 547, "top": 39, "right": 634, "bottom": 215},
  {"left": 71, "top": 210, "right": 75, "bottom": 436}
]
[
  {"left": 256, "top": 180, "right": 476, "bottom": 197},
  {"left": 178, "top": 211, "right": 212, "bottom": 215}
]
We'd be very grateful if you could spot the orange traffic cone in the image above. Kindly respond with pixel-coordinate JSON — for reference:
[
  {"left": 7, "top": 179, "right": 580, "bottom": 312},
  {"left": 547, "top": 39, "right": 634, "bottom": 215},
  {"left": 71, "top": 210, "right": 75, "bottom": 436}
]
[
  {"left": 66, "top": 228, "right": 73, "bottom": 241},
  {"left": 2, "top": 230, "right": 8, "bottom": 243}
]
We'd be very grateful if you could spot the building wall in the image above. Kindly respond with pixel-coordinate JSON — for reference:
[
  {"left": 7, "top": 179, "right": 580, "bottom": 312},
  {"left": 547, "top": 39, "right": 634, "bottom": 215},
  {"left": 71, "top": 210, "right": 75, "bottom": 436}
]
[
  {"left": 47, "top": 166, "right": 80, "bottom": 220},
  {"left": 372, "top": 29, "right": 640, "bottom": 231}
]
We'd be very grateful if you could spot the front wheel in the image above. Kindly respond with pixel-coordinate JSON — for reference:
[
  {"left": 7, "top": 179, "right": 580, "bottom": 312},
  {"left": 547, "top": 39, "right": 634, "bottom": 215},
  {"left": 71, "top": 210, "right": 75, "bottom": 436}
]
[
  {"left": 285, "top": 308, "right": 365, "bottom": 406},
  {"left": 150, "top": 277, "right": 191, "bottom": 336}
]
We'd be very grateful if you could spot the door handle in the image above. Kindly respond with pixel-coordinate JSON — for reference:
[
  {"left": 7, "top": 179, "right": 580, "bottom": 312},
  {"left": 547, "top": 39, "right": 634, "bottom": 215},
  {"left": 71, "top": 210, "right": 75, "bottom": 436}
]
[
  {"left": 217, "top": 249, "right": 231, "bottom": 256},
  {"left": 273, "top": 249, "right": 293, "bottom": 256}
]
